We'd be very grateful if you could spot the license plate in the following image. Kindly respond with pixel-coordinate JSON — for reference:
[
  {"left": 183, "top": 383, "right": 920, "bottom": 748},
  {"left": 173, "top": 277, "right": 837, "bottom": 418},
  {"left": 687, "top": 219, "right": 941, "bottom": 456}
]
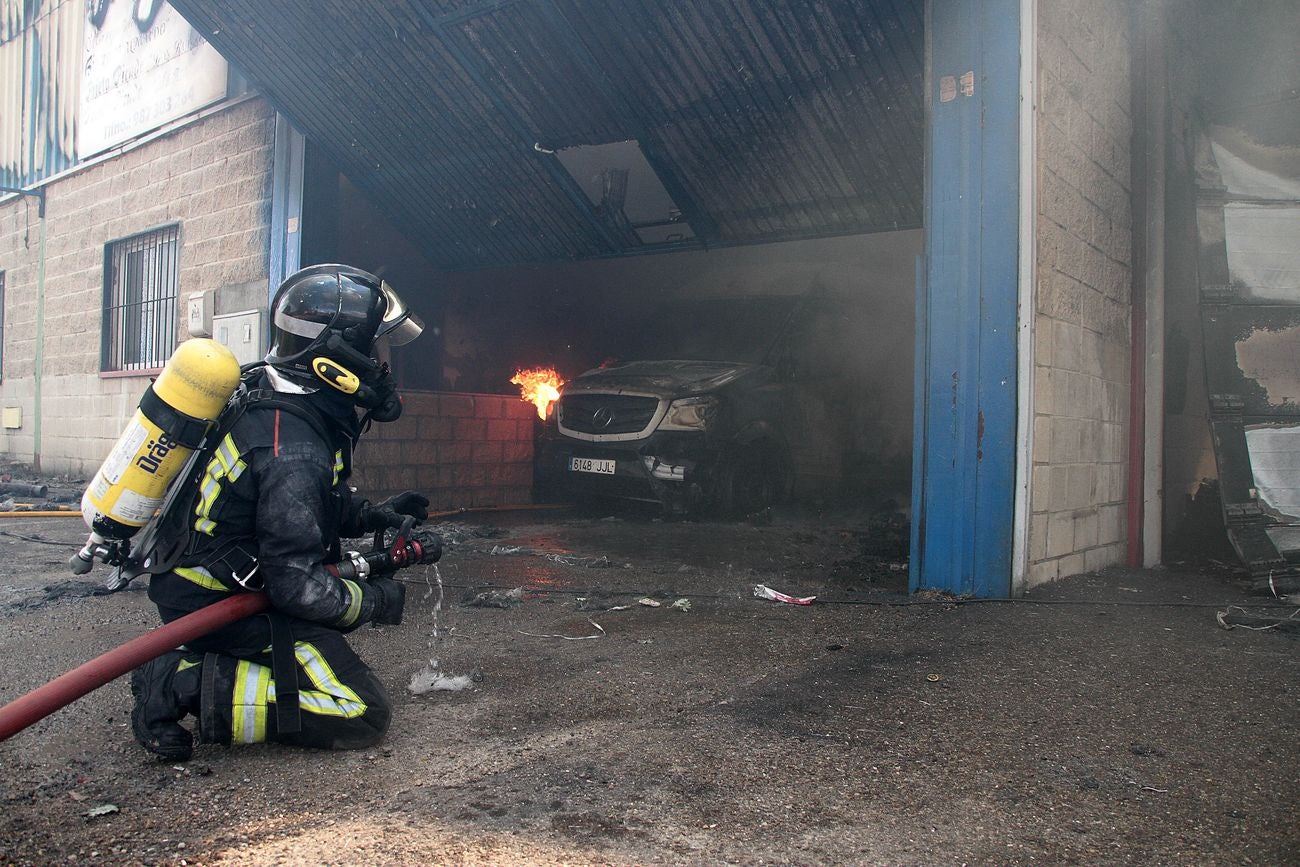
[{"left": 569, "top": 457, "right": 616, "bottom": 475}]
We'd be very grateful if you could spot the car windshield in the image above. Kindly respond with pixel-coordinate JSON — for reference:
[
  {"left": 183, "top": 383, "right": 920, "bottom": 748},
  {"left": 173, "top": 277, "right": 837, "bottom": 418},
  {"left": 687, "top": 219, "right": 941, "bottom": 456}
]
[{"left": 610, "top": 296, "right": 803, "bottom": 364}]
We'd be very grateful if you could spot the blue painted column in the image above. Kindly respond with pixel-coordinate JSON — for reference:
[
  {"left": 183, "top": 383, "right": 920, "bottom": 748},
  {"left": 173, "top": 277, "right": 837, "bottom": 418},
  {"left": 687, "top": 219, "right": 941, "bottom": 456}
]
[
  {"left": 268, "top": 113, "right": 305, "bottom": 302},
  {"left": 911, "top": 0, "right": 1020, "bottom": 597}
]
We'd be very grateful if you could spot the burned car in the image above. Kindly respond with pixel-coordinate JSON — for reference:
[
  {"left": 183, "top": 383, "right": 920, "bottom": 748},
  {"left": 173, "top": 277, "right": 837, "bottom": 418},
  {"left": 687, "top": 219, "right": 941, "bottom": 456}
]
[{"left": 539, "top": 294, "right": 872, "bottom": 515}]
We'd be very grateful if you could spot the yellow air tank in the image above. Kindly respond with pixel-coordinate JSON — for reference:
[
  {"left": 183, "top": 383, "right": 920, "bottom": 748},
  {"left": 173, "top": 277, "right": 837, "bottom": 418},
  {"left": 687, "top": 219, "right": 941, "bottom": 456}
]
[{"left": 80, "top": 339, "right": 241, "bottom": 542}]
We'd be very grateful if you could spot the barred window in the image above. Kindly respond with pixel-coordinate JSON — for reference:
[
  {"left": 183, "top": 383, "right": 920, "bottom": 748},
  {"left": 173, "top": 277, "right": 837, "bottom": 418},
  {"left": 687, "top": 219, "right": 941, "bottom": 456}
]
[{"left": 102, "top": 226, "right": 180, "bottom": 372}]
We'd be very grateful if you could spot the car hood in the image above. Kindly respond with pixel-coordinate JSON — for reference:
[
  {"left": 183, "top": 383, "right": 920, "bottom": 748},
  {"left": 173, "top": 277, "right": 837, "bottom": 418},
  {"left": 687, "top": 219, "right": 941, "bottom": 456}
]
[{"left": 563, "top": 360, "right": 761, "bottom": 398}]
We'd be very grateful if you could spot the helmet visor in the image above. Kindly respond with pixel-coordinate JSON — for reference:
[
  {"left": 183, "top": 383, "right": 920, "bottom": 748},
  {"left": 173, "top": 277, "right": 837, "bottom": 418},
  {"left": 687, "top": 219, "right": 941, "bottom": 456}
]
[{"left": 377, "top": 281, "right": 424, "bottom": 347}]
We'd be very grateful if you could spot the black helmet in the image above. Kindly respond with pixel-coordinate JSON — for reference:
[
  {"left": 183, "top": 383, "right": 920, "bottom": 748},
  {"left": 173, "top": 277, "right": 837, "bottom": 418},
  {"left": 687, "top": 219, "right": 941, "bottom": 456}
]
[{"left": 265, "top": 264, "right": 423, "bottom": 420}]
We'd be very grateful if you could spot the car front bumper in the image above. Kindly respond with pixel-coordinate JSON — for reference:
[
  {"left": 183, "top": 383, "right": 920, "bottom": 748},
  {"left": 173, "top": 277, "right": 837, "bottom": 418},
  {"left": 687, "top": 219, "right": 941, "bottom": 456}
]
[{"left": 540, "top": 431, "right": 714, "bottom": 508}]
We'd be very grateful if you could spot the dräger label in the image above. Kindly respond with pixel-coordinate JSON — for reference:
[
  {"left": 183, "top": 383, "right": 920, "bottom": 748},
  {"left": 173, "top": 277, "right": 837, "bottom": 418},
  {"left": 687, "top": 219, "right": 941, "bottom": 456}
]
[{"left": 134, "top": 431, "right": 181, "bottom": 475}]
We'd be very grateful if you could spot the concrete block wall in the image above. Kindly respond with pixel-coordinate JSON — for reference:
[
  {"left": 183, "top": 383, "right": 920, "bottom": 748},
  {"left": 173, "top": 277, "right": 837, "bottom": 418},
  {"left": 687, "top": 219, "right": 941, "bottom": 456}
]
[
  {"left": 350, "top": 391, "right": 536, "bottom": 509},
  {"left": 1028, "top": 1, "right": 1134, "bottom": 585},
  {"left": 0, "top": 98, "right": 274, "bottom": 476}
]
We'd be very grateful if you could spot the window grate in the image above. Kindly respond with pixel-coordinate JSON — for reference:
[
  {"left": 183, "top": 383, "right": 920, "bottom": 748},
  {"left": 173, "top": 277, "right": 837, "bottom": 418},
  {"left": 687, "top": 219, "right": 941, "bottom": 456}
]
[{"left": 102, "top": 225, "right": 180, "bottom": 372}]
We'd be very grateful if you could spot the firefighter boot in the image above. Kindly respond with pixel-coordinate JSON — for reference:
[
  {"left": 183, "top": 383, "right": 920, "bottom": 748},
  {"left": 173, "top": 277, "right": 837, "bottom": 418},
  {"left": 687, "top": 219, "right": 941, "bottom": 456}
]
[{"left": 130, "top": 651, "right": 202, "bottom": 761}]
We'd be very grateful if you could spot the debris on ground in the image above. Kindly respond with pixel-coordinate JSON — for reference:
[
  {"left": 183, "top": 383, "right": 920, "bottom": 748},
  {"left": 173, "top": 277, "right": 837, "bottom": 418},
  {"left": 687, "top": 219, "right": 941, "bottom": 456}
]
[
  {"left": 753, "top": 584, "right": 816, "bottom": 605},
  {"left": 828, "top": 506, "right": 912, "bottom": 588},
  {"left": 84, "top": 804, "right": 119, "bottom": 820},
  {"left": 670, "top": 598, "right": 692, "bottom": 612},
  {"left": 518, "top": 619, "right": 606, "bottom": 641},
  {"left": 0, "top": 461, "right": 89, "bottom": 511},
  {"left": 543, "top": 553, "right": 615, "bottom": 568},
  {"left": 429, "top": 522, "right": 503, "bottom": 549},
  {"left": 1215, "top": 606, "right": 1300, "bottom": 633},
  {"left": 408, "top": 663, "right": 477, "bottom": 695},
  {"left": 7, "top": 581, "right": 113, "bottom": 611},
  {"left": 637, "top": 597, "right": 661, "bottom": 608},
  {"left": 462, "top": 587, "right": 525, "bottom": 608},
  {"left": 575, "top": 595, "right": 629, "bottom": 612}
]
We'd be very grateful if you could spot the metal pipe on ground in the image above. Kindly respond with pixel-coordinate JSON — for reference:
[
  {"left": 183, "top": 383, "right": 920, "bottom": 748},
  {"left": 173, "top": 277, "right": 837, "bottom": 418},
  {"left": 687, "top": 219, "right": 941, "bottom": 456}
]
[{"left": 0, "top": 483, "right": 50, "bottom": 498}]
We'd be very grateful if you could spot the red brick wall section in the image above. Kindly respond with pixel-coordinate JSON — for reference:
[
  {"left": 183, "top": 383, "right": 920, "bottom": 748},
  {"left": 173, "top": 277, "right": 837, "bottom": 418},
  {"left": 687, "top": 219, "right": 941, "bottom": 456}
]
[{"left": 350, "top": 391, "right": 537, "bottom": 509}]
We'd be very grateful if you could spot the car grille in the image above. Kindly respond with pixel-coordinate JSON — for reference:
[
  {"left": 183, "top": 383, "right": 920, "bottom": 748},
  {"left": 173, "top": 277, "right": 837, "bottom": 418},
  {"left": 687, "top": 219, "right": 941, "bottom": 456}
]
[{"left": 558, "top": 393, "right": 662, "bottom": 436}]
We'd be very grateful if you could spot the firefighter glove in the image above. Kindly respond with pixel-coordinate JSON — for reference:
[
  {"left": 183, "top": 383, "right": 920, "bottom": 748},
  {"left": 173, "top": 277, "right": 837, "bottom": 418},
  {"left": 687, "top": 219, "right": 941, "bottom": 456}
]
[
  {"left": 359, "top": 491, "right": 430, "bottom": 531},
  {"left": 368, "top": 575, "right": 406, "bottom": 626}
]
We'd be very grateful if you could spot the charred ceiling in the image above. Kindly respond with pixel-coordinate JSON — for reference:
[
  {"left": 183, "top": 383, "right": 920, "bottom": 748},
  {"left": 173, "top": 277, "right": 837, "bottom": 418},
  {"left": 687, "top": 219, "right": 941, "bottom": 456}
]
[{"left": 169, "top": 0, "right": 923, "bottom": 271}]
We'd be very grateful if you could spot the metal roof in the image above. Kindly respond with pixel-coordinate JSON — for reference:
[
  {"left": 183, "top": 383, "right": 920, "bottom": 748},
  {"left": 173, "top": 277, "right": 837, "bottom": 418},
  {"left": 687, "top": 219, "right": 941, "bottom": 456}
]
[{"left": 170, "top": 0, "right": 923, "bottom": 271}]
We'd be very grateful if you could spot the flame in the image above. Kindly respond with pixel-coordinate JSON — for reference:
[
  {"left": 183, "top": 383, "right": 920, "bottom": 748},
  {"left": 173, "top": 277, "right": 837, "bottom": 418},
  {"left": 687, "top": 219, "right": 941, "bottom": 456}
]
[{"left": 511, "top": 367, "right": 564, "bottom": 419}]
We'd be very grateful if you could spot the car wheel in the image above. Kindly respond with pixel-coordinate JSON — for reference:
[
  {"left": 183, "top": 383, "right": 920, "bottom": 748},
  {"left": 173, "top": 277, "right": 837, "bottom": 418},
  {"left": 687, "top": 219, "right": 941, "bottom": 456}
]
[{"left": 712, "top": 443, "right": 789, "bottom": 518}]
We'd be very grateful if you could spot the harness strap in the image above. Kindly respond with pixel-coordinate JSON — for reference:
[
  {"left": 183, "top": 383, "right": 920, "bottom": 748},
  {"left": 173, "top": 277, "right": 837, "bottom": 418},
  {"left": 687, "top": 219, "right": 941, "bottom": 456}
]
[
  {"left": 199, "top": 652, "right": 221, "bottom": 744},
  {"left": 267, "top": 613, "right": 302, "bottom": 735},
  {"left": 139, "top": 387, "right": 209, "bottom": 449}
]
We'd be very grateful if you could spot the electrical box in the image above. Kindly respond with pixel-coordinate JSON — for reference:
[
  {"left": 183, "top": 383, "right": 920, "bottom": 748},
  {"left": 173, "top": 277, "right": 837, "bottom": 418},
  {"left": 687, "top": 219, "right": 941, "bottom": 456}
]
[
  {"left": 187, "top": 290, "right": 215, "bottom": 337},
  {"left": 2, "top": 406, "right": 21, "bottom": 430},
  {"left": 213, "top": 310, "right": 263, "bottom": 367}
]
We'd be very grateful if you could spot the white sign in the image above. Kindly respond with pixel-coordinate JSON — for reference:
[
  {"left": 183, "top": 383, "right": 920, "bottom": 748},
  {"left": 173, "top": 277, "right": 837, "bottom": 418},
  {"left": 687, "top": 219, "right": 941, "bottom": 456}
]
[{"left": 79, "top": 0, "right": 228, "bottom": 157}]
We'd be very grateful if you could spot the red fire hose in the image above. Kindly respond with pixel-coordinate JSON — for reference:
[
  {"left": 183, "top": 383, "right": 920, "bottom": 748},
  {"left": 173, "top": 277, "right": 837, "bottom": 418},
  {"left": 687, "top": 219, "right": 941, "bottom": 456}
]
[{"left": 0, "top": 592, "right": 270, "bottom": 743}]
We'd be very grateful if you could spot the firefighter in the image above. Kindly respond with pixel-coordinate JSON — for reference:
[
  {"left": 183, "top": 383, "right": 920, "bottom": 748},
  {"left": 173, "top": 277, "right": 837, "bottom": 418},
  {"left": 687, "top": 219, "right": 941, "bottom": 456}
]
[{"left": 130, "top": 264, "right": 430, "bottom": 761}]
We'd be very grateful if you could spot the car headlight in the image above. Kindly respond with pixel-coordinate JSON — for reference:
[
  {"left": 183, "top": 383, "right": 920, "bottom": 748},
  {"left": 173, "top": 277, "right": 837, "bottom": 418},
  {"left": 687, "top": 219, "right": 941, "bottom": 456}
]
[{"left": 658, "top": 396, "right": 718, "bottom": 431}]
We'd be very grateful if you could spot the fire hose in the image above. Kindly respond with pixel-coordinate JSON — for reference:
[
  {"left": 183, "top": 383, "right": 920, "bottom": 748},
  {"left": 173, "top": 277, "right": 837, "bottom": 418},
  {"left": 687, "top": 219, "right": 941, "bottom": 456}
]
[
  {"left": 0, "top": 520, "right": 440, "bottom": 743},
  {"left": 0, "top": 592, "right": 270, "bottom": 742}
]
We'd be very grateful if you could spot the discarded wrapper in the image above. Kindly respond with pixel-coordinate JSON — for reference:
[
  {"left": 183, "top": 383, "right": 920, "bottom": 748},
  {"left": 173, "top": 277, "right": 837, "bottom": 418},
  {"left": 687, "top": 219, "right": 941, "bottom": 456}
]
[
  {"left": 637, "top": 597, "right": 662, "bottom": 608},
  {"left": 753, "top": 584, "right": 816, "bottom": 605}
]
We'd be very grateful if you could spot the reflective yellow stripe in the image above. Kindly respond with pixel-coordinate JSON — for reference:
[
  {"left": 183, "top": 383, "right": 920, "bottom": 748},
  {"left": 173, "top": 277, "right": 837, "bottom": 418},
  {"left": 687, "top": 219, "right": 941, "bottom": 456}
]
[
  {"left": 229, "top": 642, "right": 369, "bottom": 739},
  {"left": 336, "top": 578, "right": 364, "bottom": 628},
  {"left": 332, "top": 449, "right": 344, "bottom": 487},
  {"left": 291, "top": 641, "right": 366, "bottom": 719},
  {"left": 175, "top": 566, "right": 231, "bottom": 592},
  {"left": 193, "top": 433, "right": 247, "bottom": 536},
  {"left": 232, "top": 659, "right": 271, "bottom": 744}
]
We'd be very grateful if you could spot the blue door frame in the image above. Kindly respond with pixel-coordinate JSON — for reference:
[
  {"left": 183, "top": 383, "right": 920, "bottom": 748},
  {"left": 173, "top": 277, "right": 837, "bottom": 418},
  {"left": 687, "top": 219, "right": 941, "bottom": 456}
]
[
  {"left": 268, "top": 113, "right": 305, "bottom": 303},
  {"left": 911, "top": 0, "right": 1020, "bottom": 598}
]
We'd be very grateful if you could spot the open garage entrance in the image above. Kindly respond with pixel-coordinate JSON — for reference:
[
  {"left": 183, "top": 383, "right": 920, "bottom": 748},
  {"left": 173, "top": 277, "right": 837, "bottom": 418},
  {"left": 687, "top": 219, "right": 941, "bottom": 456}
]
[
  {"left": 237, "top": 0, "right": 929, "bottom": 524},
  {"left": 173, "top": 0, "right": 1027, "bottom": 595},
  {"left": 309, "top": 158, "right": 924, "bottom": 519}
]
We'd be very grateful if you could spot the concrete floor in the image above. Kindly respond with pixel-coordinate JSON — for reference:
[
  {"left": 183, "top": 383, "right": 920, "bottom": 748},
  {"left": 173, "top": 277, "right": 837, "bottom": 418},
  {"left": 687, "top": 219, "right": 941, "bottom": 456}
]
[{"left": 0, "top": 507, "right": 1296, "bottom": 865}]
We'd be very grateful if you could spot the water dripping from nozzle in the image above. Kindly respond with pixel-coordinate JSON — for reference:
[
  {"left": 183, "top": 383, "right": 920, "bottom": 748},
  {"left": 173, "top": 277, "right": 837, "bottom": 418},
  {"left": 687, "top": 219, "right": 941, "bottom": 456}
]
[{"left": 425, "top": 562, "right": 444, "bottom": 644}]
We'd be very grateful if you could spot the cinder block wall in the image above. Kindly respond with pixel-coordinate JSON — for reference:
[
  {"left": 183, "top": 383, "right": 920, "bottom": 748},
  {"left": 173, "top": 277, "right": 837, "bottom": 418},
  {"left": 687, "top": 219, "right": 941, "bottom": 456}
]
[
  {"left": 0, "top": 98, "right": 274, "bottom": 476},
  {"left": 1028, "top": 2, "right": 1134, "bottom": 585},
  {"left": 350, "top": 391, "right": 536, "bottom": 509}
]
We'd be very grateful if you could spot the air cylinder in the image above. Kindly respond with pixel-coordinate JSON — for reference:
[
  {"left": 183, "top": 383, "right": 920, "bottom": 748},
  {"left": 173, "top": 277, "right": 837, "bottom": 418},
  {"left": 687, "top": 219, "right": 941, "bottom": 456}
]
[{"left": 80, "top": 339, "right": 241, "bottom": 541}]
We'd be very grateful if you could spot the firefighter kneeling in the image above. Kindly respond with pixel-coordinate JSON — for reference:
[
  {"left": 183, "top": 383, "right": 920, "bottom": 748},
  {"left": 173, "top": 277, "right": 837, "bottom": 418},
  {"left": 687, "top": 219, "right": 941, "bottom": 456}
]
[{"left": 132, "top": 264, "right": 435, "bottom": 761}]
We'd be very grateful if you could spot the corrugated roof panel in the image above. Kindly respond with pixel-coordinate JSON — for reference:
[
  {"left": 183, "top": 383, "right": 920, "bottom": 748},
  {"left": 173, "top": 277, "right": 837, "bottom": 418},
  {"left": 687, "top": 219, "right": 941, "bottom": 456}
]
[{"left": 170, "top": 0, "right": 922, "bottom": 270}]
